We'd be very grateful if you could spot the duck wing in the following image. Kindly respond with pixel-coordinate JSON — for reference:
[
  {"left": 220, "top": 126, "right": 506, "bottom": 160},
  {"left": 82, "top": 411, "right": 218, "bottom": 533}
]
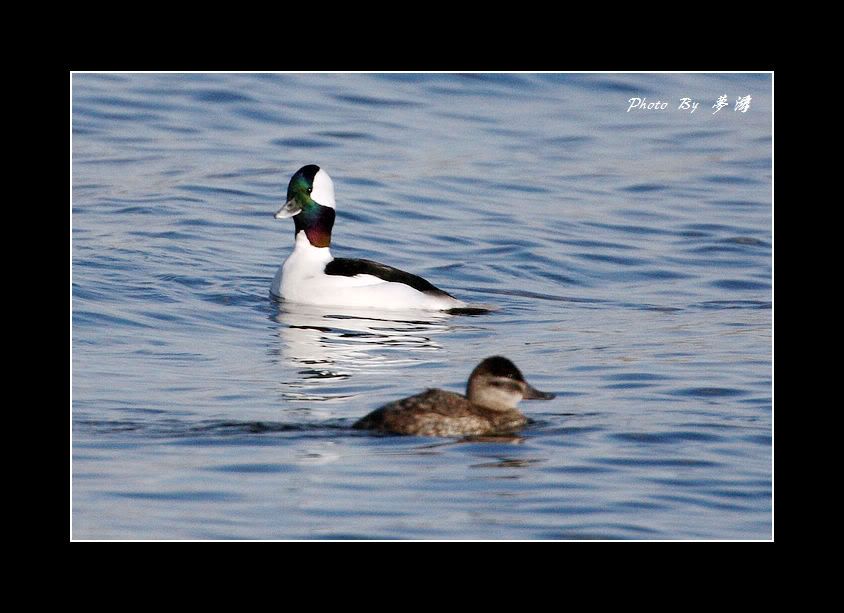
[{"left": 324, "top": 258, "right": 455, "bottom": 298}]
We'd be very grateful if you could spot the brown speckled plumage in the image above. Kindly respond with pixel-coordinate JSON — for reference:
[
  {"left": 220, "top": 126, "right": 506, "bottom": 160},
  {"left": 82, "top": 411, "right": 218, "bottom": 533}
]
[
  {"left": 353, "top": 356, "right": 554, "bottom": 437},
  {"left": 353, "top": 388, "right": 528, "bottom": 437}
]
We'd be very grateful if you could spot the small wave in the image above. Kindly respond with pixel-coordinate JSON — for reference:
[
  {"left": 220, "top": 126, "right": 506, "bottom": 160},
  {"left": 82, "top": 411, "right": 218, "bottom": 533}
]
[{"left": 75, "top": 418, "right": 353, "bottom": 439}]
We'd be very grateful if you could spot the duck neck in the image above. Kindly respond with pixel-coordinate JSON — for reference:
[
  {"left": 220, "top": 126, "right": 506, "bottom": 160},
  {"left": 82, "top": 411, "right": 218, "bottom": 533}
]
[{"left": 294, "top": 202, "right": 335, "bottom": 248}]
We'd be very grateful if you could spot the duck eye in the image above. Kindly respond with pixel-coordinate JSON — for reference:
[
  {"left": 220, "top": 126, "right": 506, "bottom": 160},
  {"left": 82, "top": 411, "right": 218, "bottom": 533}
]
[{"left": 308, "top": 187, "right": 312, "bottom": 194}]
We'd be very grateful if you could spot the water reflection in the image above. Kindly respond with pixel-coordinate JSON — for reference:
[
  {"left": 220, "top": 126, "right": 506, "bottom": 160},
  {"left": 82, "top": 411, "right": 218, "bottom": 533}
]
[{"left": 270, "top": 302, "right": 456, "bottom": 379}]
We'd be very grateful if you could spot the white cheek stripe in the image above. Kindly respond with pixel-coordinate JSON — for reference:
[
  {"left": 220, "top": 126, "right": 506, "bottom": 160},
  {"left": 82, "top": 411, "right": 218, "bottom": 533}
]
[{"left": 311, "top": 169, "right": 336, "bottom": 209}]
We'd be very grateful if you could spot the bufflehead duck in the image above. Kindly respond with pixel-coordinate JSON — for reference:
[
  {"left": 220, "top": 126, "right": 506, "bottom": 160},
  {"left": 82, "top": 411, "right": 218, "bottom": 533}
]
[
  {"left": 271, "top": 165, "right": 467, "bottom": 310},
  {"left": 353, "top": 356, "right": 555, "bottom": 437}
]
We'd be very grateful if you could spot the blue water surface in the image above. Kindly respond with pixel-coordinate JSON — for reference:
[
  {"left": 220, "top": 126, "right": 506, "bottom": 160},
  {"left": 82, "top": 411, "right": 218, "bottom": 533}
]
[{"left": 72, "top": 72, "right": 772, "bottom": 540}]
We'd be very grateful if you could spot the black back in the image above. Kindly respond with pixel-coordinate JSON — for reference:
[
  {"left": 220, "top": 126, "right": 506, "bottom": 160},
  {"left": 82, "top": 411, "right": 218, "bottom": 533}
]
[{"left": 324, "top": 258, "right": 454, "bottom": 298}]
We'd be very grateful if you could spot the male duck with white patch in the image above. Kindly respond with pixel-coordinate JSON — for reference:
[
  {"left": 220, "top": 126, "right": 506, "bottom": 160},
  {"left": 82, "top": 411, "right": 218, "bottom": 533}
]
[{"left": 271, "top": 165, "right": 469, "bottom": 311}]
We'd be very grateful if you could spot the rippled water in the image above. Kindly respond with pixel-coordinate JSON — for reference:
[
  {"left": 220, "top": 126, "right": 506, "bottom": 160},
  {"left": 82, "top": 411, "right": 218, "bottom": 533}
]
[{"left": 72, "top": 72, "right": 772, "bottom": 540}]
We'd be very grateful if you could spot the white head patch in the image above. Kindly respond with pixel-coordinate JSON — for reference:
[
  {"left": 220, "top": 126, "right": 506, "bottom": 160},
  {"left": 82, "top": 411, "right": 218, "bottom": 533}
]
[{"left": 311, "top": 168, "right": 336, "bottom": 209}]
